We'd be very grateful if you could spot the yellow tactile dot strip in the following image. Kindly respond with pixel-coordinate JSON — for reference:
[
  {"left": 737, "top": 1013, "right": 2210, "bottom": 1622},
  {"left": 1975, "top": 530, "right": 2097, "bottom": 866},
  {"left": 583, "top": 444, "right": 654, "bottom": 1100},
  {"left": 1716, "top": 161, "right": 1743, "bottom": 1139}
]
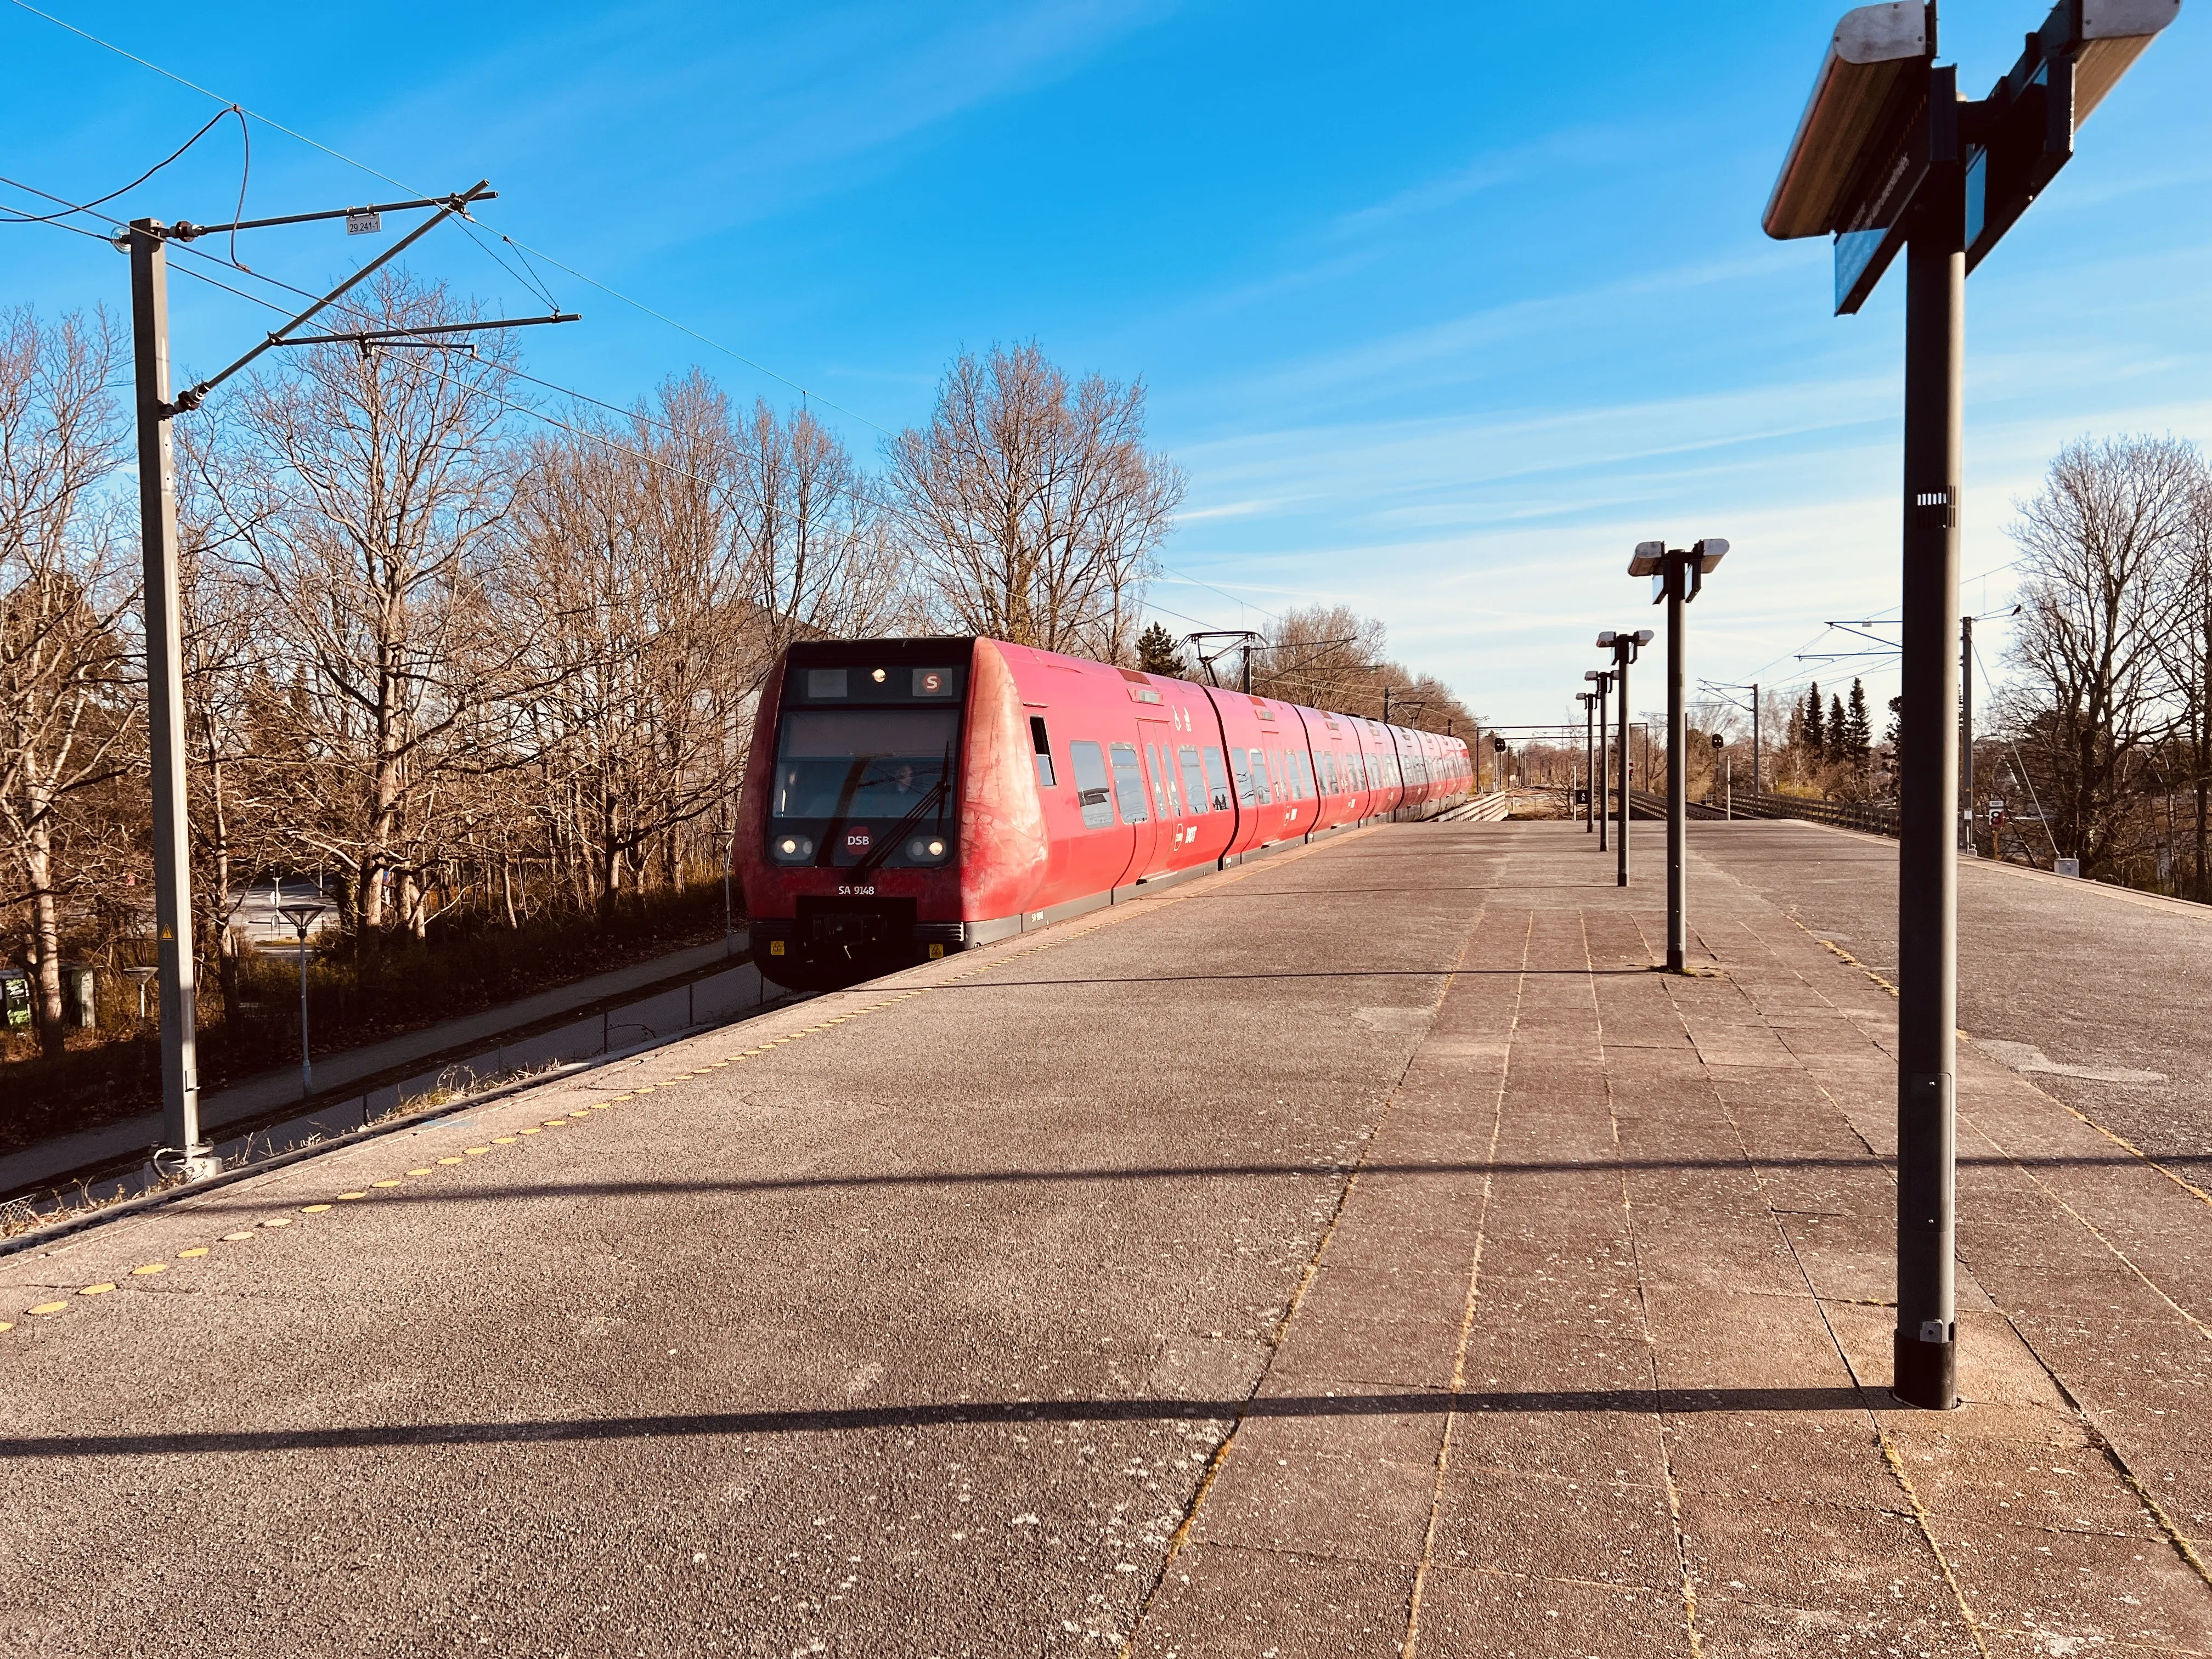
[{"left": 4, "top": 987, "right": 928, "bottom": 1339}]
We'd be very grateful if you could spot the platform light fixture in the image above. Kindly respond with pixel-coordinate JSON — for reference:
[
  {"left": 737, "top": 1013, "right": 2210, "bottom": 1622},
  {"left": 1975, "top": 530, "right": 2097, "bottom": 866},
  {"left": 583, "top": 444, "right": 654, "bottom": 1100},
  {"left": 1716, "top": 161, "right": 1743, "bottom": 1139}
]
[
  {"left": 275, "top": 896, "right": 332, "bottom": 1099},
  {"left": 1596, "top": 631, "right": 1653, "bottom": 885},
  {"left": 1584, "top": 669, "right": 1617, "bottom": 851},
  {"left": 1634, "top": 540, "right": 1731, "bottom": 972}
]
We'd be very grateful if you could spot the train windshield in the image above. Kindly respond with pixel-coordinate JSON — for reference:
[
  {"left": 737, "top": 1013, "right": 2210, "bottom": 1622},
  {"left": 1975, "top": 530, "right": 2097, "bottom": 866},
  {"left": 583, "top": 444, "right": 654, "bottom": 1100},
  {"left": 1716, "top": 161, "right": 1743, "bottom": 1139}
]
[{"left": 771, "top": 709, "right": 959, "bottom": 821}]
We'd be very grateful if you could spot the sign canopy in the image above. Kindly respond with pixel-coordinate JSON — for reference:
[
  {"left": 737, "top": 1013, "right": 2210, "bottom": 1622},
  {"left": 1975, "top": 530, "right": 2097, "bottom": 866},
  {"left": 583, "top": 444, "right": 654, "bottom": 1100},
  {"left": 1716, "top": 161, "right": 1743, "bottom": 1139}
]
[{"left": 1763, "top": 0, "right": 2181, "bottom": 314}]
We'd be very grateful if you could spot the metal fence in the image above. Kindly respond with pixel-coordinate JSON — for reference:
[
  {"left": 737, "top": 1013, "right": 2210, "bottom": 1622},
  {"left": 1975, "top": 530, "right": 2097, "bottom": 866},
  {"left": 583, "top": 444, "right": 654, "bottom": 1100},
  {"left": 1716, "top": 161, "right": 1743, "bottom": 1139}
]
[
  {"left": 1732, "top": 790, "right": 1900, "bottom": 837},
  {"left": 1626, "top": 787, "right": 1900, "bottom": 836}
]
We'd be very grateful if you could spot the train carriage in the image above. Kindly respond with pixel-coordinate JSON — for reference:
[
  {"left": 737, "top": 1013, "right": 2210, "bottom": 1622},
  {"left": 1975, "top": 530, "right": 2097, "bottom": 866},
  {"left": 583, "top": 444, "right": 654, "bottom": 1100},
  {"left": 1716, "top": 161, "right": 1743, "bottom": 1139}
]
[{"left": 738, "top": 636, "right": 1471, "bottom": 988}]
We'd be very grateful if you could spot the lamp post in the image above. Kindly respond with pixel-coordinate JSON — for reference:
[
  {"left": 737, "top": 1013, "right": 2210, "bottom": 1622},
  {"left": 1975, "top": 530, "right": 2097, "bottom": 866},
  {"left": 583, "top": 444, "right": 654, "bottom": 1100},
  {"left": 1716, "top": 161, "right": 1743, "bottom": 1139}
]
[
  {"left": 1576, "top": 691, "right": 1601, "bottom": 833},
  {"left": 123, "top": 964, "right": 158, "bottom": 1022},
  {"left": 275, "top": 897, "right": 331, "bottom": 1098},
  {"left": 1597, "top": 633, "right": 1652, "bottom": 887},
  {"left": 1584, "top": 669, "right": 1615, "bottom": 851},
  {"left": 1764, "top": 0, "right": 2177, "bottom": 1410},
  {"left": 1629, "top": 539, "right": 1729, "bottom": 973}
]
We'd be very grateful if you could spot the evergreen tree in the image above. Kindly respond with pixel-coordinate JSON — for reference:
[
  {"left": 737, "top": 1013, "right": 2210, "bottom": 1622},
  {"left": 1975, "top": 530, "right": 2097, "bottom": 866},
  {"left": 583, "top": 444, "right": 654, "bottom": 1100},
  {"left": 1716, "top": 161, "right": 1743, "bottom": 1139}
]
[
  {"left": 1845, "top": 679, "right": 1872, "bottom": 764},
  {"left": 1827, "top": 693, "right": 1847, "bottom": 763},
  {"left": 1135, "top": 622, "right": 1187, "bottom": 677},
  {"left": 1884, "top": 694, "right": 1904, "bottom": 753},
  {"left": 1802, "top": 682, "right": 1825, "bottom": 758}
]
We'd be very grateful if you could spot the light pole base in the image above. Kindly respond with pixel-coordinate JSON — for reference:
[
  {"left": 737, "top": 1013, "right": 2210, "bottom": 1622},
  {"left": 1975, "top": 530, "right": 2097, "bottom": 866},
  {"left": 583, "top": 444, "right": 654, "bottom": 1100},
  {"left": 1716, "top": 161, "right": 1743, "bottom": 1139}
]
[
  {"left": 150, "top": 1143, "right": 223, "bottom": 1186},
  {"left": 1891, "top": 1329, "right": 1959, "bottom": 1409}
]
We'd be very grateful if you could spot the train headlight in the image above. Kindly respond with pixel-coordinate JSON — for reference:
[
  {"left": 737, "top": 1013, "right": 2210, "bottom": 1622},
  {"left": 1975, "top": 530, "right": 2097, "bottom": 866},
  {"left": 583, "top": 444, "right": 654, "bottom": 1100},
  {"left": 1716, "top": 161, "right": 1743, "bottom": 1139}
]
[
  {"left": 906, "top": 836, "right": 950, "bottom": 864},
  {"left": 771, "top": 834, "right": 815, "bottom": 864}
]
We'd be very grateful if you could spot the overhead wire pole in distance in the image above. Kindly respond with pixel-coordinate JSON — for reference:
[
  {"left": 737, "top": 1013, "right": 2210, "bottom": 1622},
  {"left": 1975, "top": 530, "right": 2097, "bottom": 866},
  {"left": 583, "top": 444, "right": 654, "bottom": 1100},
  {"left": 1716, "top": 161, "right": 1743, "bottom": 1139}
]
[
  {"left": 1703, "top": 680, "right": 1762, "bottom": 795},
  {"left": 119, "top": 180, "right": 576, "bottom": 1182}
]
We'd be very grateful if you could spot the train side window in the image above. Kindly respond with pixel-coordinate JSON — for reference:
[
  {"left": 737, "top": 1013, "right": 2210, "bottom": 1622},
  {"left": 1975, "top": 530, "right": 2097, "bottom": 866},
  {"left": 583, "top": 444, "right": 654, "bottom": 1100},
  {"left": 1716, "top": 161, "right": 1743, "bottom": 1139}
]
[
  {"left": 1203, "top": 746, "right": 1232, "bottom": 811},
  {"left": 1145, "top": 742, "right": 1175, "bottom": 817},
  {"left": 1163, "top": 748, "right": 1184, "bottom": 816},
  {"left": 1177, "top": 744, "right": 1209, "bottom": 815},
  {"left": 1319, "top": 752, "right": 1337, "bottom": 794},
  {"left": 1228, "top": 747, "right": 1257, "bottom": 806},
  {"left": 1031, "top": 716, "right": 1057, "bottom": 787},
  {"left": 1070, "top": 741, "right": 1115, "bottom": 829},
  {"left": 1109, "top": 743, "right": 1150, "bottom": 824},
  {"left": 1302, "top": 751, "right": 1319, "bottom": 799}
]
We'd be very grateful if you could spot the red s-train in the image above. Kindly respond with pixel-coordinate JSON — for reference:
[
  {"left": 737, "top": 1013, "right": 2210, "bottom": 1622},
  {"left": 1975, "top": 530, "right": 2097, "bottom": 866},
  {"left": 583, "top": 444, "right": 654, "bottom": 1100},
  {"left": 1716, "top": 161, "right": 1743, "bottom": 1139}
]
[{"left": 736, "top": 636, "right": 1473, "bottom": 988}]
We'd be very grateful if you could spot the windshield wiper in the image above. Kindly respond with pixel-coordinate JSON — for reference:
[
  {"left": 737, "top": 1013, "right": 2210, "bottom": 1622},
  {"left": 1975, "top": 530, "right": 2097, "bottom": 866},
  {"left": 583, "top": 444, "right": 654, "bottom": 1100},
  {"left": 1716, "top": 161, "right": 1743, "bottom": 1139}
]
[{"left": 849, "top": 775, "right": 952, "bottom": 881}]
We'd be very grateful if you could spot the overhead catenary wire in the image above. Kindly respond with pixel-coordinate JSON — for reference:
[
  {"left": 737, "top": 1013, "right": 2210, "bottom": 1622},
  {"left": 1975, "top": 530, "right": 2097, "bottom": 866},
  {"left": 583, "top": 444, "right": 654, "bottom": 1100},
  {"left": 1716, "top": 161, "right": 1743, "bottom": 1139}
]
[
  {"left": 0, "top": 188, "right": 120, "bottom": 244},
  {"left": 0, "top": 102, "right": 242, "bottom": 228},
  {"left": 5, "top": 0, "right": 893, "bottom": 437},
  {"left": 1154, "top": 563, "right": 1283, "bottom": 624}
]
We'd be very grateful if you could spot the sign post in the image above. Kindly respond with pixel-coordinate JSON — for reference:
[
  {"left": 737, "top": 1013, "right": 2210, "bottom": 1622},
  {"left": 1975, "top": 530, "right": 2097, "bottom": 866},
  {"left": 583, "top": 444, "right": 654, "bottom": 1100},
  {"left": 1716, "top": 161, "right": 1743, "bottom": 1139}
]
[{"left": 1764, "top": 0, "right": 2181, "bottom": 1409}]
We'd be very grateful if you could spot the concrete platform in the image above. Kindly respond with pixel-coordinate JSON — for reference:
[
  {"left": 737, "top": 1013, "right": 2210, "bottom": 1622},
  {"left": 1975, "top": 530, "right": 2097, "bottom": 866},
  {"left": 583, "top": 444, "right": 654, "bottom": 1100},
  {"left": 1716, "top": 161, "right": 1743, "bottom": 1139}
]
[{"left": 2, "top": 821, "right": 2209, "bottom": 1655}]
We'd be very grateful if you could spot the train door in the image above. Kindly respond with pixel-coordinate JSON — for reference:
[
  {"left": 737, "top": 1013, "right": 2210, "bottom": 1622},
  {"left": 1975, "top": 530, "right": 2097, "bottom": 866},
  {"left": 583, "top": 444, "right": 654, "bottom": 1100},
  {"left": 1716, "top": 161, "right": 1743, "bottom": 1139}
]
[
  {"left": 1105, "top": 738, "right": 1158, "bottom": 888},
  {"left": 1139, "top": 720, "right": 1184, "bottom": 877}
]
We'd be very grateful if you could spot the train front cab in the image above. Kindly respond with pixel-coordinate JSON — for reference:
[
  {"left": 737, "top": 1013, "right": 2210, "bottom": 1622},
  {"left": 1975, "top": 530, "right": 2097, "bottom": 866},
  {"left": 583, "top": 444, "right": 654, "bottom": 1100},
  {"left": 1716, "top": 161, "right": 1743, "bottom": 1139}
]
[{"left": 738, "top": 638, "right": 1017, "bottom": 989}]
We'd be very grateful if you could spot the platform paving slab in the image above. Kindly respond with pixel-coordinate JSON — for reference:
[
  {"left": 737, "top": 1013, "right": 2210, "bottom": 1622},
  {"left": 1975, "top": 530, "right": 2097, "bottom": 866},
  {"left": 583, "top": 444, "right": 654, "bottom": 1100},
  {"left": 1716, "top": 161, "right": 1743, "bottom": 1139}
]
[{"left": 2, "top": 821, "right": 2210, "bottom": 1655}]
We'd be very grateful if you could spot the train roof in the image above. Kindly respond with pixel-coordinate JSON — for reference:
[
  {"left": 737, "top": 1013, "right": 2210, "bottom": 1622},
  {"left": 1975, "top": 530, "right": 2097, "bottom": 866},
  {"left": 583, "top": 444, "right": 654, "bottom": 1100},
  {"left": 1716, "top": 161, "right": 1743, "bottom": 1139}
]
[{"left": 775, "top": 635, "right": 1465, "bottom": 748}]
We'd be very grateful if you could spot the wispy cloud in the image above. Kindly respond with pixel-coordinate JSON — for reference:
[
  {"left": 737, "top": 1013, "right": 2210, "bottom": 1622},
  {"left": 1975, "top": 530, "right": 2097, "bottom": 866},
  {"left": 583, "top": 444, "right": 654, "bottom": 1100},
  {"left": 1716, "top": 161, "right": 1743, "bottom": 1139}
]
[
  {"left": 1217, "top": 245, "right": 1807, "bottom": 410},
  {"left": 1327, "top": 125, "right": 1627, "bottom": 240},
  {"left": 374, "top": 0, "right": 1185, "bottom": 249}
]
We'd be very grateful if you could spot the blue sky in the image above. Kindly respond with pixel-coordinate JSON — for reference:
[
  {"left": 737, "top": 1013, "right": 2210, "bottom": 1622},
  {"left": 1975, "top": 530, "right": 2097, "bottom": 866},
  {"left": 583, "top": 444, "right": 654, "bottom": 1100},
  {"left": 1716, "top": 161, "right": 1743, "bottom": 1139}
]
[{"left": 3, "top": 0, "right": 2207, "bottom": 732}]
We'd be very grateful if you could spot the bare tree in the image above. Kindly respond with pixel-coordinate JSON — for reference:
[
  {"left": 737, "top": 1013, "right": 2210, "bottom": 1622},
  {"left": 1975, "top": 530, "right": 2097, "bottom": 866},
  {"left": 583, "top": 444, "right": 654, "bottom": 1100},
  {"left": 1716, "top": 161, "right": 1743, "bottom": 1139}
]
[
  {"left": 733, "top": 393, "right": 906, "bottom": 678},
  {"left": 2001, "top": 436, "right": 2199, "bottom": 878},
  {"left": 0, "top": 308, "right": 137, "bottom": 1057},
  {"left": 176, "top": 419, "right": 288, "bottom": 1016},
  {"left": 886, "top": 343, "right": 1183, "bottom": 658},
  {"left": 1239, "top": 602, "right": 1477, "bottom": 733},
  {"left": 219, "top": 271, "right": 527, "bottom": 938},
  {"left": 1245, "top": 603, "right": 1387, "bottom": 707},
  {"left": 503, "top": 375, "right": 746, "bottom": 914},
  {"left": 2151, "top": 455, "right": 2212, "bottom": 896}
]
